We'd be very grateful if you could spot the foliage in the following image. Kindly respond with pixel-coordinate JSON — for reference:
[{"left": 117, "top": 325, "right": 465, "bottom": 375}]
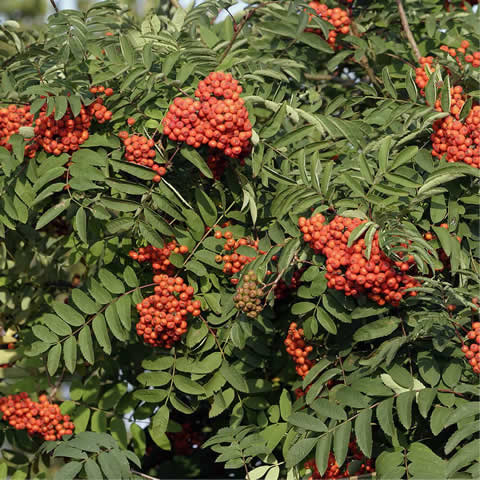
[{"left": 0, "top": 0, "right": 479, "bottom": 479}]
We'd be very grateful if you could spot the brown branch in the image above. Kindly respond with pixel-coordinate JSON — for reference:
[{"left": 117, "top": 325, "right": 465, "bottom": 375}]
[
  {"left": 438, "top": 388, "right": 464, "bottom": 397},
  {"left": 49, "top": 0, "right": 59, "bottom": 13},
  {"left": 396, "top": 0, "right": 421, "bottom": 61}
]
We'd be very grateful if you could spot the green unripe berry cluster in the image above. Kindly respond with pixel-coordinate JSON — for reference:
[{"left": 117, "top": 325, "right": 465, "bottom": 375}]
[{"left": 233, "top": 271, "right": 264, "bottom": 318}]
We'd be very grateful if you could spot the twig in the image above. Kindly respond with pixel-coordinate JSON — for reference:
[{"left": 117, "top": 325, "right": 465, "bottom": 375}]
[
  {"left": 218, "top": 10, "right": 254, "bottom": 64},
  {"left": 438, "top": 388, "right": 464, "bottom": 397},
  {"left": 262, "top": 261, "right": 292, "bottom": 306},
  {"left": 49, "top": 0, "right": 59, "bottom": 13},
  {"left": 396, "top": 0, "right": 421, "bottom": 61},
  {"left": 337, "top": 355, "right": 347, "bottom": 385},
  {"left": 132, "top": 471, "right": 162, "bottom": 480},
  {"left": 170, "top": 0, "right": 180, "bottom": 8},
  {"left": 217, "top": 1, "right": 276, "bottom": 63},
  {"left": 224, "top": 7, "right": 238, "bottom": 28},
  {"left": 200, "top": 315, "right": 226, "bottom": 360}
]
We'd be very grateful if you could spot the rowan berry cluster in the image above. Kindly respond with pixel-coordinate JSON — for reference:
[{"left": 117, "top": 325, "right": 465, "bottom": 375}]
[
  {"left": 89, "top": 85, "right": 114, "bottom": 97},
  {"left": 305, "top": 440, "right": 374, "bottom": 479},
  {"left": 118, "top": 131, "right": 166, "bottom": 182},
  {"left": 416, "top": 41, "right": 480, "bottom": 91},
  {"left": 415, "top": 60, "right": 470, "bottom": 117},
  {"left": 416, "top": 48, "right": 480, "bottom": 169},
  {"left": 0, "top": 393, "right": 74, "bottom": 441},
  {"left": 162, "top": 72, "right": 252, "bottom": 160},
  {"left": 0, "top": 104, "right": 38, "bottom": 158},
  {"left": 129, "top": 242, "right": 189, "bottom": 275},
  {"left": 433, "top": 85, "right": 466, "bottom": 118},
  {"left": 305, "top": 2, "right": 351, "bottom": 49},
  {"left": 284, "top": 322, "right": 315, "bottom": 378},
  {"left": 415, "top": 56, "right": 435, "bottom": 92},
  {"left": 415, "top": 59, "right": 466, "bottom": 114},
  {"left": 167, "top": 422, "right": 204, "bottom": 455},
  {"left": 462, "top": 319, "right": 480, "bottom": 374},
  {"left": 440, "top": 41, "right": 480, "bottom": 68},
  {"left": 136, "top": 274, "right": 201, "bottom": 348},
  {"left": 34, "top": 97, "right": 111, "bottom": 155},
  {"left": 233, "top": 271, "right": 264, "bottom": 318},
  {"left": 299, "top": 214, "right": 419, "bottom": 306},
  {"left": 214, "top": 231, "right": 266, "bottom": 281},
  {"left": 274, "top": 268, "right": 305, "bottom": 300},
  {"left": 431, "top": 104, "right": 480, "bottom": 168}
]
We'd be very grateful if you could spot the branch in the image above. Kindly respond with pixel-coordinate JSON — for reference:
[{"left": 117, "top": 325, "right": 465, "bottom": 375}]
[
  {"left": 396, "top": 0, "right": 421, "bottom": 61},
  {"left": 49, "top": 0, "right": 59, "bottom": 13}
]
